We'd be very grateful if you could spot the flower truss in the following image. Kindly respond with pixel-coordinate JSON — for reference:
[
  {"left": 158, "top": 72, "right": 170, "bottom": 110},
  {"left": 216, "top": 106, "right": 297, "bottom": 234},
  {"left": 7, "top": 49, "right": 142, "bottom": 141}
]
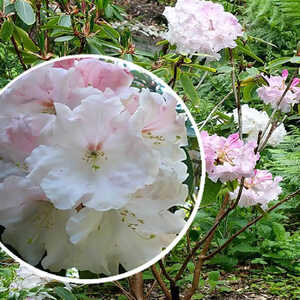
[
  {"left": 162, "top": 0, "right": 243, "bottom": 59},
  {"left": 257, "top": 69, "right": 300, "bottom": 112},
  {"left": 232, "top": 104, "right": 287, "bottom": 147},
  {"left": 0, "top": 58, "right": 189, "bottom": 275},
  {"left": 200, "top": 131, "right": 259, "bottom": 183},
  {"left": 230, "top": 170, "right": 282, "bottom": 210}
]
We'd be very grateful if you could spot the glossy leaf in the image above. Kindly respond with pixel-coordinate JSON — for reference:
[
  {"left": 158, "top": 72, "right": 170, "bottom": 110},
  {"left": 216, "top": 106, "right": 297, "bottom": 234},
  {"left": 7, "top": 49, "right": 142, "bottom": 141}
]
[
  {"left": 0, "top": 21, "right": 14, "bottom": 42},
  {"left": 15, "top": 0, "right": 36, "bottom": 25},
  {"left": 180, "top": 73, "right": 200, "bottom": 105},
  {"left": 54, "top": 35, "right": 74, "bottom": 42},
  {"left": 13, "top": 25, "right": 39, "bottom": 52}
]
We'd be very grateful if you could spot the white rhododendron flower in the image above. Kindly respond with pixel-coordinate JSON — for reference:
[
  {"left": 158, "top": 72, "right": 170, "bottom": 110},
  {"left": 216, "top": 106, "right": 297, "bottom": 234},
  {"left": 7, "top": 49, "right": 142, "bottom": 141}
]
[
  {"left": 163, "top": 0, "right": 243, "bottom": 59},
  {"left": 232, "top": 104, "right": 287, "bottom": 147},
  {"left": 230, "top": 170, "right": 282, "bottom": 210},
  {"left": 0, "top": 57, "right": 189, "bottom": 276}
]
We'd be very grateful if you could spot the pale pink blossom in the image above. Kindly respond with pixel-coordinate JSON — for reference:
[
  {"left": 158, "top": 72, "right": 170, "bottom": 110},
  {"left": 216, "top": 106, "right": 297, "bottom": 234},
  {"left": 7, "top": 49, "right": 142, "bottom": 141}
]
[
  {"left": 73, "top": 58, "right": 133, "bottom": 92},
  {"left": 26, "top": 96, "right": 160, "bottom": 211},
  {"left": 163, "top": 0, "right": 243, "bottom": 59},
  {"left": 257, "top": 70, "right": 300, "bottom": 112},
  {"left": 0, "top": 114, "right": 52, "bottom": 162},
  {"left": 230, "top": 169, "right": 282, "bottom": 209},
  {"left": 201, "top": 131, "right": 259, "bottom": 183},
  {"left": 53, "top": 58, "right": 81, "bottom": 69}
]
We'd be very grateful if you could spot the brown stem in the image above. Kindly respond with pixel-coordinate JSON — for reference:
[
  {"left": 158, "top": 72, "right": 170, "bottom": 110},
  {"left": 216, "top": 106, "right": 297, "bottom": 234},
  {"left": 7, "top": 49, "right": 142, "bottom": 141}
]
[
  {"left": 229, "top": 49, "right": 242, "bottom": 139},
  {"left": 174, "top": 180, "right": 244, "bottom": 282},
  {"left": 158, "top": 260, "right": 174, "bottom": 284},
  {"left": 10, "top": 36, "right": 27, "bottom": 71},
  {"left": 168, "top": 57, "right": 184, "bottom": 89},
  {"left": 114, "top": 281, "right": 136, "bottom": 300},
  {"left": 183, "top": 194, "right": 231, "bottom": 300},
  {"left": 129, "top": 272, "right": 145, "bottom": 300},
  {"left": 145, "top": 280, "right": 157, "bottom": 299},
  {"left": 204, "top": 189, "right": 300, "bottom": 260},
  {"left": 151, "top": 265, "right": 172, "bottom": 300}
]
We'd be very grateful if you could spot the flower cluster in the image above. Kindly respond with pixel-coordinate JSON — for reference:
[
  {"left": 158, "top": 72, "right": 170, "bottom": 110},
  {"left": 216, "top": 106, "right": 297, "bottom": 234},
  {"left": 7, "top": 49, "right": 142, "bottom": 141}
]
[
  {"left": 201, "top": 130, "right": 282, "bottom": 209},
  {"left": 230, "top": 170, "right": 282, "bottom": 210},
  {"left": 200, "top": 131, "right": 259, "bottom": 183},
  {"left": 162, "top": 0, "right": 243, "bottom": 59},
  {"left": 257, "top": 69, "right": 300, "bottom": 112},
  {"left": 0, "top": 58, "right": 189, "bottom": 275},
  {"left": 232, "top": 104, "right": 287, "bottom": 147}
]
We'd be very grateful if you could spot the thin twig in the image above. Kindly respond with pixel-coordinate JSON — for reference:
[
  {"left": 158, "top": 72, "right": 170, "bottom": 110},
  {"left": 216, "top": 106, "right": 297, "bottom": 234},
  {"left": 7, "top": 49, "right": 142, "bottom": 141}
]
[
  {"left": 158, "top": 260, "right": 174, "bottom": 284},
  {"left": 204, "top": 189, "right": 300, "bottom": 260},
  {"left": 199, "top": 91, "right": 233, "bottom": 130},
  {"left": 114, "top": 281, "right": 136, "bottom": 300},
  {"left": 258, "top": 69, "right": 298, "bottom": 151},
  {"left": 11, "top": 36, "right": 27, "bottom": 71},
  {"left": 229, "top": 49, "right": 242, "bottom": 139},
  {"left": 183, "top": 194, "right": 231, "bottom": 300},
  {"left": 145, "top": 280, "right": 157, "bottom": 299},
  {"left": 151, "top": 265, "right": 172, "bottom": 300},
  {"left": 174, "top": 179, "right": 244, "bottom": 282}
]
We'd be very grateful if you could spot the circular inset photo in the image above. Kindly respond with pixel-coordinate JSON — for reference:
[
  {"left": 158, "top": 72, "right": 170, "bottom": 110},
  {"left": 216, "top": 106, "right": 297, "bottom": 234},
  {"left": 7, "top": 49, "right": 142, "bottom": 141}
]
[{"left": 0, "top": 55, "right": 205, "bottom": 283}]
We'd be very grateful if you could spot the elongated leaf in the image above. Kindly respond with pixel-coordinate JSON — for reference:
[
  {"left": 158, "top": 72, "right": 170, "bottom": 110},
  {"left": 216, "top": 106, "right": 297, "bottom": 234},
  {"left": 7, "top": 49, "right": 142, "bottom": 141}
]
[
  {"left": 13, "top": 25, "right": 39, "bottom": 52},
  {"left": 54, "top": 287, "right": 77, "bottom": 300},
  {"left": 236, "top": 41, "right": 264, "bottom": 64},
  {"left": 54, "top": 35, "right": 74, "bottom": 42},
  {"left": 182, "top": 63, "right": 217, "bottom": 73},
  {"left": 180, "top": 73, "right": 200, "bottom": 105},
  {"left": 267, "top": 57, "right": 291, "bottom": 69},
  {"left": 15, "top": 0, "right": 36, "bottom": 25},
  {"left": 0, "top": 20, "right": 14, "bottom": 42},
  {"left": 58, "top": 15, "right": 72, "bottom": 28}
]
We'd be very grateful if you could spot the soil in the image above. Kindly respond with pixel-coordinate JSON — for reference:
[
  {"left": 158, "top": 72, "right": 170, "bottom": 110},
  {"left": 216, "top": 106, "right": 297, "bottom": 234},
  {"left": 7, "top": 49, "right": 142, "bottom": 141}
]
[{"left": 116, "top": 0, "right": 167, "bottom": 26}]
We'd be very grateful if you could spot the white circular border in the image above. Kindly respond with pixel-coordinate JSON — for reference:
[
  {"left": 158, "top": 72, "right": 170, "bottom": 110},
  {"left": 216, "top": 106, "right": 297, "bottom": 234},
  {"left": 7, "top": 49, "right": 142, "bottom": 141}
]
[{"left": 0, "top": 54, "right": 206, "bottom": 284}]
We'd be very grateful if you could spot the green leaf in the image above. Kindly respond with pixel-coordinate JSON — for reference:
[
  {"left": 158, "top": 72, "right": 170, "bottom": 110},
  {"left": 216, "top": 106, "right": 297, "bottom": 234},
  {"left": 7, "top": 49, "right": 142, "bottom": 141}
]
[
  {"left": 290, "top": 56, "right": 300, "bottom": 64},
  {"left": 101, "top": 23, "right": 120, "bottom": 42},
  {"left": 0, "top": 20, "right": 14, "bottom": 42},
  {"left": 189, "top": 229, "right": 200, "bottom": 241},
  {"left": 236, "top": 41, "right": 264, "bottom": 64},
  {"left": 208, "top": 270, "right": 220, "bottom": 282},
  {"left": 182, "top": 64, "right": 217, "bottom": 73},
  {"left": 180, "top": 73, "right": 200, "bottom": 105},
  {"left": 267, "top": 57, "right": 291, "bottom": 69},
  {"left": 201, "top": 178, "right": 222, "bottom": 206},
  {"left": 58, "top": 15, "right": 72, "bottom": 28},
  {"left": 183, "top": 148, "right": 194, "bottom": 196},
  {"left": 54, "top": 35, "right": 74, "bottom": 42},
  {"left": 54, "top": 287, "right": 77, "bottom": 300},
  {"left": 87, "top": 37, "right": 105, "bottom": 54},
  {"left": 272, "top": 222, "right": 287, "bottom": 241},
  {"left": 15, "top": 0, "right": 36, "bottom": 25},
  {"left": 13, "top": 25, "right": 39, "bottom": 52}
]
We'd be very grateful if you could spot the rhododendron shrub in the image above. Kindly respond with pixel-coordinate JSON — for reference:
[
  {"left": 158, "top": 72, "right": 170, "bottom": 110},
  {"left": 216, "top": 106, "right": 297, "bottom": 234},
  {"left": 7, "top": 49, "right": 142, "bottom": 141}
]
[{"left": 0, "top": 57, "right": 191, "bottom": 276}]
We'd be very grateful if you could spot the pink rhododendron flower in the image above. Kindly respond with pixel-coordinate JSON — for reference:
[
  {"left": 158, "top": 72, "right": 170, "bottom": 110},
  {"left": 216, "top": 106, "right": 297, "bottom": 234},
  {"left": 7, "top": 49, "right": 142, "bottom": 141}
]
[
  {"left": 73, "top": 58, "right": 133, "bottom": 92},
  {"left": 230, "top": 170, "right": 282, "bottom": 209},
  {"left": 0, "top": 57, "right": 189, "bottom": 275},
  {"left": 257, "top": 70, "right": 300, "bottom": 112},
  {"left": 163, "top": 0, "right": 243, "bottom": 59},
  {"left": 201, "top": 131, "right": 259, "bottom": 183},
  {"left": 0, "top": 114, "right": 52, "bottom": 162},
  {"left": 53, "top": 58, "right": 81, "bottom": 69}
]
